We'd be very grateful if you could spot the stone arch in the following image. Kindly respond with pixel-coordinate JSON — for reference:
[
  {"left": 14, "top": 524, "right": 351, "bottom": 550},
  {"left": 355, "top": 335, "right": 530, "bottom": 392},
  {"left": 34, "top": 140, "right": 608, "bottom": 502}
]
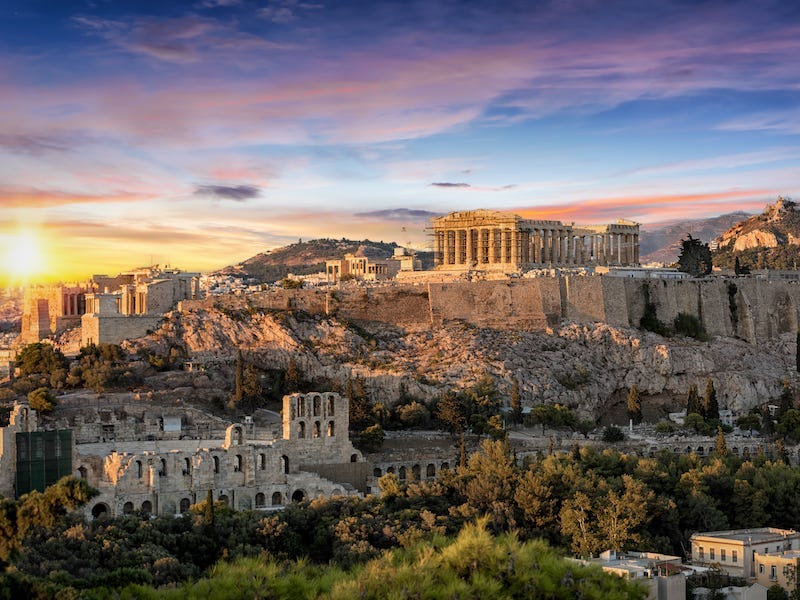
[
  {"left": 281, "top": 455, "right": 289, "bottom": 474},
  {"left": 136, "top": 460, "right": 143, "bottom": 478},
  {"left": 327, "top": 421, "right": 335, "bottom": 437},
  {"left": 91, "top": 503, "right": 109, "bottom": 520},
  {"left": 272, "top": 492, "right": 282, "bottom": 505},
  {"left": 291, "top": 489, "right": 305, "bottom": 502},
  {"left": 159, "top": 458, "right": 167, "bottom": 476},
  {"left": 350, "top": 453, "right": 358, "bottom": 463},
  {"left": 412, "top": 464, "right": 421, "bottom": 480},
  {"left": 297, "top": 396, "right": 306, "bottom": 418},
  {"left": 141, "top": 500, "right": 153, "bottom": 514},
  {"left": 399, "top": 466, "right": 407, "bottom": 480},
  {"left": 426, "top": 463, "right": 436, "bottom": 478},
  {"left": 218, "top": 494, "right": 229, "bottom": 506},
  {"left": 373, "top": 467, "right": 382, "bottom": 477},
  {"left": 183, "top": 457, "right": 192, "bottom": 475},
  {"left": 298, "top": 421, "right": 306, "bottom": 439},
  {"left": 213, "top": 456, "right": 220, "bottom": 474},
  {"left": 441, "top": 462, "right": 450, "bottom": 471},
  {"left": 313, "top": 395, "right": 321, "bottom": 417},
  {"left": 313, "top": 421, "right": 321, "bottom": 438},
  {"left": 327, "top": 395, "right": 335, "bottom": 416},
  {"left": 387, "top": 466, "right": 395, "bottom": 474},
  {"left": 331, "top": 488, "right": 343, "bottom": 497},
  {"left": 224, "top": 424, "right": 245, "bottom": 448},
  {"left": 78, "top": 465, "right": 88, "bottom": 479},
  {"left": 123, "top": 501, "right": 134, "bottom": 515},
  {"left": 685, "top": 446, "right": 692, "bottom": 454},
  {"left": 234, "top": 454, "right": 243, "bottom": 472},
  {"left": 179, "top": 498, "right": 191, "bottom": 513},
  {"left": 255, "top": 492, "right": 266, "bottom": 507},
  {"left": 259, "top": 453, "right": 266, "bottom": 470},
  {"left": 696, "top": 446, "right": 705, "bottom": 455}
]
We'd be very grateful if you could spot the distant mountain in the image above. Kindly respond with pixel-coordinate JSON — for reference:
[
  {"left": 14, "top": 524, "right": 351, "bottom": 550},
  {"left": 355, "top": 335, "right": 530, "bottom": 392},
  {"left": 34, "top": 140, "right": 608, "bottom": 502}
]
[
  {"left": 639, "top": 212, "right": 752, "bottom": 265},
  {"left": 712, "top": 197, "right": 800, "bottom": 270},
  {"left": 218, "top": 238, "right": 433, "bottom": 282}
]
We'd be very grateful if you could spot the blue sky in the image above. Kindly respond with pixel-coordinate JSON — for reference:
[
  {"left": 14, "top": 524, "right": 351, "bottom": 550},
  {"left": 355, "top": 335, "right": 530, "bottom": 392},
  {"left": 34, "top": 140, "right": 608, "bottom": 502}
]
[{"left": 1, "top": 0, "right": 799, "bottom": 282}]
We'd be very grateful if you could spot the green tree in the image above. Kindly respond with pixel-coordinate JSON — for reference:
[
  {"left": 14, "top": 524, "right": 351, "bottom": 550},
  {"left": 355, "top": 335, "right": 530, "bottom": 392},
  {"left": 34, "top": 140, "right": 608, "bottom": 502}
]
[
  {"left": 704, "top": 379, "right": 720, "bottom": 422},
  {"left": 627, "top": 385, "right": 642, "bottom": 425},
  {"left": 510, "top": 377, "right": 523, "bottom": 425},
  {"left": 358, "top": 424, "right": 384, "bottom": 453},
  {"left": 560, "top": 491, "right": 599, "bottom": 558},
  {"left": 435, "top": 391, "right": 466, "bottom": 435},
  {"left": 27, "top": 387, "right": 56, "bottom": 412},
  {"left": 714, "top": 426, "right": 729, "bottom": 457},
  {"left": 602, "top": 426, "right": 625, "bottom": 443},
  {"left": 203, "top": 489, "right": 215, "bottom": 527},
  {"left": 597, "top": 475, "right": 655, "bottom": 552},
  {"left": 684, "top": 412, "right": 708, "bottom": 434},
  {"left": 777, "top": 384, "right": 794, "bottom": 419},
  {"left": 284, "top": 357, "right": 302, "bottom": 392},
  {"left": 396, "top": 401, "right": 430, "bottom": 427},
  {"left": 737, "top": 413, "right": 761, "bottom": 434},
  {"left": 15, "top": 343, "right": 68, "bottom": 379},
  {"left": 686, "top": 385, "right": 702, "bottom": 416},
  {"left": 233, "top": 349, "right": 244, "bottom": 406},
  {"left": 677, "top": 234, "right": 713, "bottom": 276}
]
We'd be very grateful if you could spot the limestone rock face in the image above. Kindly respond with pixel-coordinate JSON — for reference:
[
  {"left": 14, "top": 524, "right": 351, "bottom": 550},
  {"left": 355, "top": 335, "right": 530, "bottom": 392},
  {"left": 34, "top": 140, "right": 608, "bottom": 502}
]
[
  {"left": 733, "top": 230, "right": 781, "bottom": 251},
  {"left": 129, "top": 306, "right": 797, "bottom": 420},
  {"left": 717, "top": 197, "right": 800, "bottom": 250}
]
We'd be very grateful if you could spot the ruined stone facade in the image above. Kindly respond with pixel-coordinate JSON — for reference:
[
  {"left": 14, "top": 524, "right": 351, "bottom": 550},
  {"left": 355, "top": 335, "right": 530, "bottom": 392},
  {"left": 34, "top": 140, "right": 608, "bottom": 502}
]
[
  {"left": 432, "top": 209, "right": 639, "bottom": 272},
  {"left": 21, "top": 267, "right": 201, "bottom": 346},
  {"left": 0, "top": 393, "right": 365, "bottom": 518},
  {"left": 325, "top": 253, "right": 401, "bottom": 283}
]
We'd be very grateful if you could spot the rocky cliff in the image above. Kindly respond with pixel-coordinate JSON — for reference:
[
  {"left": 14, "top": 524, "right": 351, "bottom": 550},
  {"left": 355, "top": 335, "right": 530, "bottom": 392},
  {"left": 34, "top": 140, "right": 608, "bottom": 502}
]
[{"left": 131, "top": 302, "right": 798, "bottom": 421}]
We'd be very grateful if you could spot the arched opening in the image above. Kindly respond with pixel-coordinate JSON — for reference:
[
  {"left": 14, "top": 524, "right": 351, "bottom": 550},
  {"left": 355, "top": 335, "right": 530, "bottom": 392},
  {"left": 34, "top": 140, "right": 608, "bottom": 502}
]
[
  {"left": 141, "top": 500, "right": 152, "bottom": 515},
  {"left": 78, "top": 466, "right": 88, "bottom": 479},
  {"left": 441, "top": 462, "right": 450, "bottom": 471},
  {"left": 234, "top": 454, "right": 243, "bottom": 472},
  {"left": 399, "top": 466, "right": 407, "bottom": 480},
  {"left": 218, "top": 494, "right": 229, "bottom": 506},
  {"left": 255, "top": 492, "right": 266, "bottom": 508},
  {"left": 327, "top": 421, "right": 334, "bottom": 436},
  {"left": 291, "top": 489, "right": 305, "bottom": 503},
  {"left": 123, "top": 501, "right": 134, "bottom": 515},
  {"left": 281, "top": 455, "right": 289, "bottom": 474},
  {"left": 327, "top": 395, "right": 335, "bottom": 416},
  {"left": 373, "top": 467, "right": 382, "bottom": 477},
  {"left": 387, "top": 466, "right": 395, "bottom": 474},
  {"left": 313, "top": 421, "right": 321, "bottom": 438},
  {"left": 297, "top": 397, "right": 306, "bottom": 417},
  {"left": 272, "top": 492, "right": 282, "bottom": 505},
  {"left": 350, "top": 453, "right": 358, "bottom": 463},
  {"left": 298, "top": 421, "right": 306, "bottom": 439},
  {"left": 136, "top": 460, "right": 143, "bottom": 479},
  {"left": 91, "top": 503, "right": 109, "bottom": 520},
  {"left": 313, "top": 395, "right": 321, "bottom": 417},
  {"left": 235, "top": 426, "right": 244, "bottom": 445},
  {"left": 179, "top": 498, "right": 191, "bottom": 513},
  {"left": 183, "top": 457, "right": 191, "bottom": 475},
  {"left": 412, "top": 464, "right": 421, "bottom": 480},
  {"left": 259, "top": 453, "right": 266, "bottom": 470},
  {"left": 213, "top": 456, "right": 220, "bottom": 474},
  {"left": 331, "top": 488, "right": 343, "bottom": 497},
  {"left": 426, "top": 464, "right": 436, "bottom": 478},
  {"left": 697, "top": 446, "right": 705, "bottom": 456},
  {"left": 159, "top": 458, "right": 167, "bottom": 477}
]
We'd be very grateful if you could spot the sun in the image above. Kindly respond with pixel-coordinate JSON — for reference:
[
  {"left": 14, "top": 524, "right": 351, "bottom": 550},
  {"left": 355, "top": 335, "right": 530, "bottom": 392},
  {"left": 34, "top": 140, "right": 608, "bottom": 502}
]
[{"left": 2, "top": 230, "right": 49, "bottom": 285}]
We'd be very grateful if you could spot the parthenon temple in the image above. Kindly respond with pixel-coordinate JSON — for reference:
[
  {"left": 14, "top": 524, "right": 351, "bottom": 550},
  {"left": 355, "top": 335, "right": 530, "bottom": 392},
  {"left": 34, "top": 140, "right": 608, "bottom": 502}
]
[{"left": 432, "top": 210, "right": 639, "bottom": 271}]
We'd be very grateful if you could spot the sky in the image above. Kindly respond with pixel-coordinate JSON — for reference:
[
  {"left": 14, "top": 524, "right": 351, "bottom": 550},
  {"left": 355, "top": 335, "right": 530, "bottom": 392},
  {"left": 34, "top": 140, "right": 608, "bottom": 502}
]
[{"left": 1, "top": 0, "right": 800, "bottom": 285}]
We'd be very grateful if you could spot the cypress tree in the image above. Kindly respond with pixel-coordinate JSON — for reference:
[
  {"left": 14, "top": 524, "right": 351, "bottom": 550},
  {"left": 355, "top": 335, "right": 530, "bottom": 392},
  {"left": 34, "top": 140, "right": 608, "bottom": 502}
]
[
  {"left": 234, "top": 349, "right": 244, "bottom": 405},
  {"left": 203, "top": 489, "right": 215, "bottom": 527},
  {"left": 714, "top": 426, "right": 729, "bottom": 457},
  {"left": 778, "top": 383, "right": 794, "bottom": 419},
  {"left": 510, "top": 377, "right": 523, "bottom": 425},
  {"left": 686, "top": 384, "right": 702, "bottom": 416},
  {"left": 627, "top": 384, "right": 642, "bottom": 425},
  {"left": 704, "top": 379, "right": 719, "bottom": 422}
]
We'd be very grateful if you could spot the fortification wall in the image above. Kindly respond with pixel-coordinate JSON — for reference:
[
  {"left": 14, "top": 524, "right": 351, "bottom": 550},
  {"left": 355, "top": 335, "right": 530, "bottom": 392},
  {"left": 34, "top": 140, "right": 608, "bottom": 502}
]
[
  {"left": 179, "top": 276, "right": 800, "bottom": 344},
  {"left": 81, "top": 314, "right": 164, "bottom": 346}
]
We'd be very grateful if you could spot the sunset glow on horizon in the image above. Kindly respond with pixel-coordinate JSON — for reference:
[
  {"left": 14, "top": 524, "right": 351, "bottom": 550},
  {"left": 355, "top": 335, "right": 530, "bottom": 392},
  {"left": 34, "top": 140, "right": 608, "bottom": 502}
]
[{"left": 2, "top": 1, "right": 799, "bottom": 286}]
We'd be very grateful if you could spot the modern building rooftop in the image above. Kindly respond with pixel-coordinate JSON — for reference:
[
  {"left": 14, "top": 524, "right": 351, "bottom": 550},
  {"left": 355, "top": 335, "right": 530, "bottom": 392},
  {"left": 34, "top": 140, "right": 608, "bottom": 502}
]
[{"left": 691, "top": 527, "right": 798, "bottom": 543}]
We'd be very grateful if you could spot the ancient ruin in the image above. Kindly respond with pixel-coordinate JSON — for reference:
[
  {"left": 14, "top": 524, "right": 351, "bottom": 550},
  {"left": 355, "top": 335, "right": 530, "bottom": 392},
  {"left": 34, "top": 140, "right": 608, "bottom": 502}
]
[
  {"left": 432, "top": 209, "right": 640, "bottom": 272},
  {"left": 0, "top": 392, "right": 370, "bottom": 519}
]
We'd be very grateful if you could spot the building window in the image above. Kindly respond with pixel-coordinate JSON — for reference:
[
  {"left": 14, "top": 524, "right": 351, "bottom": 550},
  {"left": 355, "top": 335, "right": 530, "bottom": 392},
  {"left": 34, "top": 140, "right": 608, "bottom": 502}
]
[
  {"left": 732, "top": 551, "right": 737, "bottom": 563},
  {"left": 234, "top": 455, "right": 242, "bottom": 472},
  {"left": 771, "top": 566, "right": 777, "bottom": 580},
  {"left": 698, "top": 547, "right": 704, "bottom": 560},
  {"left": 709, "top": 549, "right": 715, "bottom": 560},
  {"left": 720, "top": 549, "right": 726, "bottom": 562},
  {"left": 213, "top": 456, "right": 220, "bottom": 474},
  {"left": 759, "top": 564, "right": 764, "bottom": 574}
]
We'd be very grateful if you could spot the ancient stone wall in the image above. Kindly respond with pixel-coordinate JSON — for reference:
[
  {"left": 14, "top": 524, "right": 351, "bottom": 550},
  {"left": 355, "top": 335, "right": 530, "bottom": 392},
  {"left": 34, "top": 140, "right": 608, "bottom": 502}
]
[
  {"left": 81, "top": 313, "right": 163, "bottom": 346},
  {"left": 180, "top": 276, "right": 800, "bottom": 345}
]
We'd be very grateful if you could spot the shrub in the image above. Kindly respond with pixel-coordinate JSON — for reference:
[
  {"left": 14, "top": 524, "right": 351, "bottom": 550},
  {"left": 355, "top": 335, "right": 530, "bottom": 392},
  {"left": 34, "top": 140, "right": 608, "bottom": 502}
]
[
  {"left": 601, "top": 425, "right": 625, "bottom": 443},
  {"left": 27, "top": 387, "right": 57, "bottom": 412}
]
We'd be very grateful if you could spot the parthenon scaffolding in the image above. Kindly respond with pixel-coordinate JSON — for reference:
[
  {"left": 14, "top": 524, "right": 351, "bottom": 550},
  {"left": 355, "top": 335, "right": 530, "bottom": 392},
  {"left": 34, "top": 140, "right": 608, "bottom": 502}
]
[{"left": 432, "top": 210, "right": 639, "bottom": 271}]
